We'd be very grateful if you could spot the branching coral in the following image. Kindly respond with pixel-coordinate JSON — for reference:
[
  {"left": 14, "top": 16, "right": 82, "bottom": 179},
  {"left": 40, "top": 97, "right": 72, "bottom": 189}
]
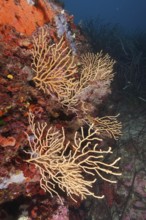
[
  {"left": 29, "top": 28, "right": 122, "bottom": 202},
  {"left": 32, "top": 28, "right": 77, "bottom": 104},
  {"left": 84, "top": 114, "right": 122, "bottom": 140},
  {"left": 79, "top": 52, "right": 115, "bottom": 87},
  {"left": 25, "top": 113, "right": 121, "bottom": 202},
  {"left": 71, "top": 52, "right": 115, "bottom": 107},
  {"left": 31, "top": 28, "right": 115, "bottom": 108}
]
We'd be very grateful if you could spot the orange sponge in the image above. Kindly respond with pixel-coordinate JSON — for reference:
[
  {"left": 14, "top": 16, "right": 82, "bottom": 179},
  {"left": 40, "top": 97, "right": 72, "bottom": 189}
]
[{"left": 0, "top": 0, "right": 54, "bottom": 35}]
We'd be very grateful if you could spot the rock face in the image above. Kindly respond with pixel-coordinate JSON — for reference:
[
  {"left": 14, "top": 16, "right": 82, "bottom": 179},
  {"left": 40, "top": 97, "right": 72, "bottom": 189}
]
[{"left": 0, "top": 0, "right": 120, "bottom": 219}]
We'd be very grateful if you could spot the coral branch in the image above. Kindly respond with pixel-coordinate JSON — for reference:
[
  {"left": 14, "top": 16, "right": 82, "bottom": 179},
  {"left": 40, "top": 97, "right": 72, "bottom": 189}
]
[
  {"left": 32, "top": 28, "right": 77, "bottom": 104},
  {"left": 84, "top": 114, "right": 122, "bottom": 140},
  {"left": 26, "top": 113, "right": 121, "bottom": 202}
]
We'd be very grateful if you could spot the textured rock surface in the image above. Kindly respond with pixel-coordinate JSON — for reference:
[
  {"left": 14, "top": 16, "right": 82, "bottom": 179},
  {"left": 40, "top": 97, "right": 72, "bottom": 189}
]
[{"left": 0, "top": 1, "right": 121, "bottom": 219}]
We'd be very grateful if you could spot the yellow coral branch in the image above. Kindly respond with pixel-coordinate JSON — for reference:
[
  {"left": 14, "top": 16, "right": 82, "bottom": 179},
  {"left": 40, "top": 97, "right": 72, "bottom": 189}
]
[
  {"left": 32, "top": 28, "right": 77, "bottom": 103},
  {"left": 26, "top": 113, "right": 121, "bottom": 202}
]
